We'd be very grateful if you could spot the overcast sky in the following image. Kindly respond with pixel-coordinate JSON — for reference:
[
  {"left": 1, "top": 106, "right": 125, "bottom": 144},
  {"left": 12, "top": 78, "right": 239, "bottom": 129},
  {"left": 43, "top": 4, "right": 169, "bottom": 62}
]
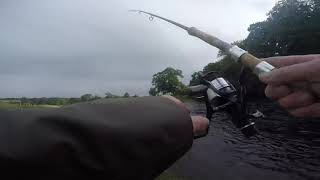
[{"left": 0, "top": 0, "right": 278, "bottom": 97}]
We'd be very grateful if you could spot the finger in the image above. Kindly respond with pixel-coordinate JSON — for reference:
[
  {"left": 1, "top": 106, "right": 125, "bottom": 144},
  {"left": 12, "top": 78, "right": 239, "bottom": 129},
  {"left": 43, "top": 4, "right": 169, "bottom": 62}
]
[
  {"left": 278, "top": 91, "right": 315, "bottom": 109},
  {"left": 265, "top": 85, "right": 291, "bottom": 100},
  {"left": 311, "top": 83, "right": 320, "bottom": 97},
  {"left": 289, "top": 103, "right": 320, "bottom": 118},
  {"left": 259, "top": 60, "right": 316, "bottom": 85},
  {"left": 162, "top": 95, "right": 190, "bottom": 113},
  {"left": 262, "top": 55, "right": 318, "bottom": 68},
  {"left": 191, "top": 116, "right": 209, "bottom": 138}
]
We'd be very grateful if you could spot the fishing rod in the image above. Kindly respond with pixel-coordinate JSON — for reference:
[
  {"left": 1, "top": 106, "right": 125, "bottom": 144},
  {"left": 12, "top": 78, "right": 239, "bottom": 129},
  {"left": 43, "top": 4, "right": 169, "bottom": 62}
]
[{"left": 129, "top": 10, "right": 275, "bottom": 76}]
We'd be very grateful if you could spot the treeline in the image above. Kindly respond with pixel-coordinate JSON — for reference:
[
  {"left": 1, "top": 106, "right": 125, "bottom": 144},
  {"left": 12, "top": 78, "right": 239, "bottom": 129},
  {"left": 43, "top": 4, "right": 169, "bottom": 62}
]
[
  {"left": 1, "top": 92, "right": 138, "bottom": 106},
  {"left": 150, "top": 0, "right": 320, "bottom": 97}
]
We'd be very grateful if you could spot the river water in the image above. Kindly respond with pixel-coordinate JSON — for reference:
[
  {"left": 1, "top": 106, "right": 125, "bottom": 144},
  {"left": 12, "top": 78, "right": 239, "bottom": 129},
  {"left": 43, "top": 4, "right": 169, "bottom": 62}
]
[{"left": 170, "top": 100, "right": 320, "bottom": 180}]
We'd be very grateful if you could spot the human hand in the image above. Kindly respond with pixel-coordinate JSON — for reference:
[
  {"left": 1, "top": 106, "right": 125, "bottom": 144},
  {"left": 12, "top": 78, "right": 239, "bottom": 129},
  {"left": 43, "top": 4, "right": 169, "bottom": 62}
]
[
  {"left": 163, "top": 96, "right": 210, "bottom": 138},
  {"left": 259, "top": 55, "right": 320, "bottom": 118}
]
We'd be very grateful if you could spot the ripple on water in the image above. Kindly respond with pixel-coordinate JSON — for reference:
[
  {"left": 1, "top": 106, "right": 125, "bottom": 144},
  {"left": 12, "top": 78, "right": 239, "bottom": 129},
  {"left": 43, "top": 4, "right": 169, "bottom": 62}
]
[{"left": 185, "top": 100, "right": 320, "bottom": 180}]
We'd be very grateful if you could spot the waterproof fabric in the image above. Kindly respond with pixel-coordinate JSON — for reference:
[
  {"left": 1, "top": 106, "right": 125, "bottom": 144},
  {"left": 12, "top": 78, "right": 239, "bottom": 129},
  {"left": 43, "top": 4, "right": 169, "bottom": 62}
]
[{"left": 0, "top": 96, "right": 193, "bottom": 180}]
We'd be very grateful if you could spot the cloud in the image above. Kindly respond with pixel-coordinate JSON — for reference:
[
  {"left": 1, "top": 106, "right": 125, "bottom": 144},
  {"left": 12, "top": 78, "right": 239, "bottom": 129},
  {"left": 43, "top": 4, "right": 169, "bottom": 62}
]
[{"left": 0, "top": 0, "right": 277, "bottom": 97}]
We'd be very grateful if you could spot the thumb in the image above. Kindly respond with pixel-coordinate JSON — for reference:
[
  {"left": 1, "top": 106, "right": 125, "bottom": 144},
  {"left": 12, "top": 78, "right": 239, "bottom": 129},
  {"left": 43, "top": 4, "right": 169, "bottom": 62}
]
[
  {"left": 259, "top": 61, "right": 312, "bottom": 85},
  {"left": 192, "top": 116, "right": 209, "bottom": 138}
]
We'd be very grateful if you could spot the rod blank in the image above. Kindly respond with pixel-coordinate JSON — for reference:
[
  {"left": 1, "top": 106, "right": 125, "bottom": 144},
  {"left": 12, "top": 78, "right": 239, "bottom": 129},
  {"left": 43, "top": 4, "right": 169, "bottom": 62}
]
[{"left": 130, "top": 10, "right": 275, "bottom": 75}]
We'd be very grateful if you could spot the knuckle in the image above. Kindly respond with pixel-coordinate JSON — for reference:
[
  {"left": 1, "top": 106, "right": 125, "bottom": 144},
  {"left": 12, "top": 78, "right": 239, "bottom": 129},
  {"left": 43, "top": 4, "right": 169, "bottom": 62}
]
[
  {"left": 265, "top": 85, "right": 289, "bottom": 99},
  {"left": 310, "top": 104, "right": 320, "bottom": 117},
  {"left": 301, "top": 92, "right": 315, "bottom": 104},
  {"left": 265, "top": 70, "right": 283, "bottom": 85},
  {"left": 307, "top": 61, "right": 320, "bottom": 81},
  {"left": 289, "top": 110, "right": 305, "bottom": 117},
  {"left": 278, "top": 98, "right": 290, "bottom": 108},
  {"left": 264, "top": 86, "right": 273, "bottom": 98},
  {"left": 278, "top": 91, "right": 315, "bottom": 109},
  {"left": 289, "top": 103, "right": 320, "bottom": 118}
]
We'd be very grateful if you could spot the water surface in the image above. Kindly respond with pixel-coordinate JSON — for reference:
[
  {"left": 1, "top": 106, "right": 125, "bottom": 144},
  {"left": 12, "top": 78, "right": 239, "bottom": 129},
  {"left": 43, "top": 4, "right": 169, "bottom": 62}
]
[{"left": 171, "top": 100, "right": 320, "bottom": 180}]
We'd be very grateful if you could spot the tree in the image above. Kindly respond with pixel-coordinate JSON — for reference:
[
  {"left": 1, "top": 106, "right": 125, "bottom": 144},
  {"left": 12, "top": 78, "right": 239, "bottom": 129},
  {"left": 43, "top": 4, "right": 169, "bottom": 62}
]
[
  {"left": 149, "top": 67, "right": 186, "bottom": 96},
  {"left": 244, "top": 0, "right": 320, "bottom": 57},
  {"left": 123, "top": 92, "right": 130, "bottom": 98},
  {"left": 242, "top": 0, "right": 320, "bottom": 96},
  {"left": 21, "top": 97, "right": 29, "bottom": 104},
  {"left": 191, "top": 55, "right": 243, "bottom": 88},
  {"left": 80, "top": 94, "right": 94, "bottom": 102},
  {"left": 196, "top": 0, "right": 320, "bottom": 98},
  {"left": 149, "top": 88, "right": 157, "bottom": 96},
  {"left": 203, "top": 57, "right": 231, "bottom": 73},
  {"left": 69, "top": 98, "right": 81, "bottom": 104},
  {"left": 105, "top": 92, "right": 118, "bottom": 98},
  {"left": 92, "top": 95, "right": 102, "bottom": 100},
  {"left": 189, "top": 71, "right": 202, "bottom": 86}
]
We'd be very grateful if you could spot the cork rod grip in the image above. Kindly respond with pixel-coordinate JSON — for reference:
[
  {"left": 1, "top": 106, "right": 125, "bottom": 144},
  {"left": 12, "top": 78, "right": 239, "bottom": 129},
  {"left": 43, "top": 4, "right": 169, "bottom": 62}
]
[
  {"left": 240, "top": 53, "right": 276, "bottom": 75},
  {"left": 240, "top": 53, "right": 262, "bottom": 70},
  {"left": 186, "top": 26, "right": 275, "bottom": 75},
  {"left": 187, "top": 27, "right": 232, "bottom": 52}
]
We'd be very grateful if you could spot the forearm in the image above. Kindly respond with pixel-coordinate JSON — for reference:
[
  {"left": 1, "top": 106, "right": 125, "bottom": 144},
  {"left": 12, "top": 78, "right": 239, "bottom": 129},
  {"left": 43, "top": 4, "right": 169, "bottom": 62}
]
[{"left": 0, "top": 96, "right": 193, "bottom": 179}]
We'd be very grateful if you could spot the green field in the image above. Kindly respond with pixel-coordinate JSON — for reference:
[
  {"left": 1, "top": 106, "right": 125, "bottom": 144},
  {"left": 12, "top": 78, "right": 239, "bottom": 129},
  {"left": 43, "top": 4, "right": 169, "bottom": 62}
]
[{"left": 0, "top": 101, "right": 60, "bottom": 110}]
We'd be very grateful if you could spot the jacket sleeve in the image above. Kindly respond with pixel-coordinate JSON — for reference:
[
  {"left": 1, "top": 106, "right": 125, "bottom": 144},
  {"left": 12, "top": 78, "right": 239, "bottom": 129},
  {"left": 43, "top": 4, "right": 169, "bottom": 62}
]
[{"left": 0, "top": 96, "right": 193, "bottom": 180}]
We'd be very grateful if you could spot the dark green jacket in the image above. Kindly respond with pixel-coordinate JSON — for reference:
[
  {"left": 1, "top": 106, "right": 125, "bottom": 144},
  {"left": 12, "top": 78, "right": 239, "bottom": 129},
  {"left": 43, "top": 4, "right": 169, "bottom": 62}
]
[{"left": 1, "top": 96, "right": 193, "bottom": 179}]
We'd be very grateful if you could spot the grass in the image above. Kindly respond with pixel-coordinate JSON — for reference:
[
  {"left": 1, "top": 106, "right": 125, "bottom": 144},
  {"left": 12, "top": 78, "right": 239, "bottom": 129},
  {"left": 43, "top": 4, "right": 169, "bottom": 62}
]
[
  {"left": 0, "top": 101, "right": 19, "bottom": 109},
  {"left": 0, "top": 101, "right": 60, "bottom": 110}
]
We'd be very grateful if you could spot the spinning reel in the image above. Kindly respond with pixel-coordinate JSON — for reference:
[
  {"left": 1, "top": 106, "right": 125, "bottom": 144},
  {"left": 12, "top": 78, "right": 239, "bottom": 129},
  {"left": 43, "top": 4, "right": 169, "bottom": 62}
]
[{"left": 189, "top": 71, "right": 260, "bottom": 138}]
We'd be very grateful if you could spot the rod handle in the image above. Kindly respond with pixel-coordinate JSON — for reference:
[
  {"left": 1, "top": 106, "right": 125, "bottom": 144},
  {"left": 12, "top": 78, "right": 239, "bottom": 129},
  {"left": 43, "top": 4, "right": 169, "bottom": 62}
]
[
  {"left": 187, "top": 27, "right": 232, "bottom": 52},
  {"left": 240, "top": 53, "right": 276, "bottom": 76}
]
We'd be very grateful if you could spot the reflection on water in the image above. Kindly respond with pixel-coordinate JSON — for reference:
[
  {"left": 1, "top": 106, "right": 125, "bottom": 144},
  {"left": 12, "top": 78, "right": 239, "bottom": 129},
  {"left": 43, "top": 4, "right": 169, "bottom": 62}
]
[{"left": 172, "top": 100, "right": 320, "bottom": 180}]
